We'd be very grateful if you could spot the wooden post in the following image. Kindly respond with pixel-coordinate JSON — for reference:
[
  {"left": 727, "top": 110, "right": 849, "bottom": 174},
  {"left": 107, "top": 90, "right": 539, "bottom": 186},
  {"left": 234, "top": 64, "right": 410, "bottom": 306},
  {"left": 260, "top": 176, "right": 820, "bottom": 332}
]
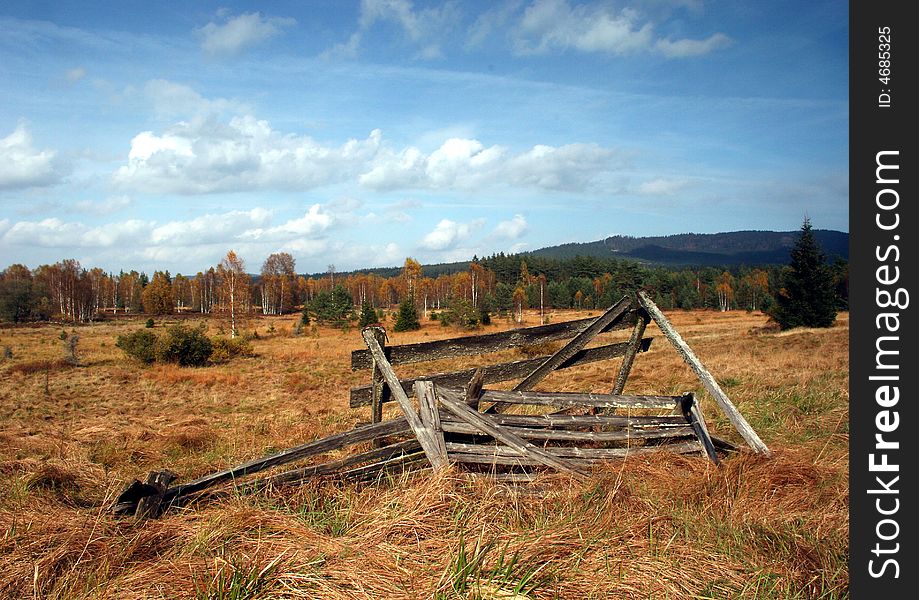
[
  {"left": 465, "top": 368, "right": 485, "bottom": 409},
  {"left": 637, "top": 291, "right": 770, "bottom": 455},
  {"left": 368, "top": 327, "right": 388, "bottom": 425},
  {"left": 134, "top": 470, "right": 177, "bottom": 520},
  {"left": 679, "top": 393, "right": 719, "bottom": 464},
  {"left": 612, "top": 309, "right": 648, "bottom": 395},
  {"left": 415, "top": 381, "right": 448, "bottom": 467},
  {"left": 362, "top": 329, "right": 450, "bottom": 470}
]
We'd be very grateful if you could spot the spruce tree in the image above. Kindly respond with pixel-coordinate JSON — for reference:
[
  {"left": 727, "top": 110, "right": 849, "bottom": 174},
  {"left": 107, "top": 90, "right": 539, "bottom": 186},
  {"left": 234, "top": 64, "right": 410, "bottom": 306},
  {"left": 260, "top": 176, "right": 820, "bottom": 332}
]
[
  {"left": 358, "top": 300, "right": 377, "bottom": 328},
  {"left": 394, "top": 297, "right": 421, "bottom": 331},
  {"left": 769, "top": 218, "right": 837, "bottom": 329}
]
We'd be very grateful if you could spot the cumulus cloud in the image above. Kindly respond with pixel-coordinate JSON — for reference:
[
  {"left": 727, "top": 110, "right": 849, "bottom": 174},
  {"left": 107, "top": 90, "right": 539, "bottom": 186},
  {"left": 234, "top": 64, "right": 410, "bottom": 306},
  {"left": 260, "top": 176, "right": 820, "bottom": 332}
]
[
  {"left": 493, "top": 214, "right": 528, "bottom": 239},
  {"left": 0, "top": 122, "right": 65, "bottom": 190},
  {"left": 420, "top": 218, "right": 485, "bottom": 251},
  {"left": 512, "top": 0, "right": 730, "bottom": 58},
  {"left": 144, "top": 79, "right": 245, "bottom": 119},
  {"left": 241, "top": 205, "right": 334, "bottom": 241},
  {"left": 72, "top": 195, "right": 133, "bottom": 215},
  {"left": 197, "top": 12, "right": 296, "bottom": 56},
  {"left": 151, "top": 208, "right": 272, "bottom": 245},
  {"left": 114, "top": 117, "right": 382, "bottom": 194},
  {"left": 1, "top": 217, "right": 148, "bottom": 248}
]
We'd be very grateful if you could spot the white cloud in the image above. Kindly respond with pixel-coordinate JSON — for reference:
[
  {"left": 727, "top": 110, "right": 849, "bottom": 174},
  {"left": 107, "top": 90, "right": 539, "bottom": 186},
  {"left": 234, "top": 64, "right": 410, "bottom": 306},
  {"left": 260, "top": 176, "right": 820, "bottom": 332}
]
[
  {"left": 72, "top": 195, "right": 133, "bottom": 215},
  {"left": 493, "top": 214, "right": 528, "bottom": 239},
  {"left": 197, "top": 12, "right": 296, "bottom": 56},
  {"left": 420, "top": 218, "right": 485, "bottom": 251},
  {"left": 636, "top": 177, "right": 692, "bottom": 195},
  {"left": 0, "top": 217, "right": 147, "bottom": 248},
  {"left": 466, "top": 0, "right": 520, "bottom": 48},
  {"left": 144, "top": 79, "right": 245, "bottom": 119},
  {"left": 151, "top": 208, "right": 272, "bottom": 245},
  {"left": 242, "top": 205, "right": 334, "bottom": 241},
  {"left": 0, "top": 122, "right": 65, "bottom": 190},
  {"left": 656, "top": 33, "right": 732, "bottom": 58},
  {"left": 513, "top": 0, "right": 730, "bottom": 58},
  {"left": 114, "top": 116, "right": 383, "bottom": 194}
]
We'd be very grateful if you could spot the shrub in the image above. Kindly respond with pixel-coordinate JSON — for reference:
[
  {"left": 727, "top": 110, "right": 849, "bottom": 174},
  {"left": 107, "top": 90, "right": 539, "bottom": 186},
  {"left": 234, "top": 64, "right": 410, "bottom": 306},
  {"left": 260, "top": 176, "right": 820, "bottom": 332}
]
[
  {"left": 394, "top": 297, "right": 421, "bottom": 332},
  {"left": 210, "top": 336, "right": 254, "bottom": 364},
  {"left": 115, "top": 329, "right": 159, "bottom": 364},
  {"left": 145, "top": 318, "right": 155, "bottom": 328},
  {"left": 444, "top": 299, "right": 479, "bottom": 330},
  {"left": 311, "top": 285, "right": 353, "bottom": 326},
  {"left": 154, "top": 324, "right": 213, "bottom": 367}
]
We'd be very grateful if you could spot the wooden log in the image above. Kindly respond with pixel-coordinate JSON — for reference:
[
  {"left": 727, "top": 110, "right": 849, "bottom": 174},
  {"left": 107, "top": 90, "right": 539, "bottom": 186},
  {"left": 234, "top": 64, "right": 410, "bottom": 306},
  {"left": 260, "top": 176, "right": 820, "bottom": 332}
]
[
  {"left": 440, "top": 387, "right": 680, "bottom": 410},
  {"left": 439, "top": 412, "right": 688, "bottom": 429},
  {"left": 510, "top": 296, "right": 633, "bottom": 395},
  {"left": 445, "top": 441, "right": 704, "bottom": 460},
  {"left": 679, "top": 393, "right": 719, "bottom": 464},
  {"left": 441, "top": 421, "right": 694, "bottom": 443},
  {"left": 415, "top": 381, "right": 448, "bottom": 467},
  {"left": 162, "top": 417, "right": 411, "bottom": 503},
  {"left": 437, "top": 391, "right": 587, "bottom": 478},
  {"left": 350, "top": 310, "right": 640, "bottom": 370},
  {"left": 361, "top": 329, "right": 450, "bottom": 471},
  {"left": 349, "top": 338, "right": 652, "bottom": 407},
  {"left": 262, "top": 439, "right": 422, "bottom": 487},
  {"left": 135, "top": 470, "right": 177, "bottom": 520},
  {"left": 611, "top": 309, "right": 649, "bottom": 396},
  {"left": 368, "top": 327, "right": 389, "bottom": 426},
  {"left": 465, "top": 368, "right": 485, "bottom": 409},
  {"left": 637, "top": 291, "right": 771, "bottom": 455}
]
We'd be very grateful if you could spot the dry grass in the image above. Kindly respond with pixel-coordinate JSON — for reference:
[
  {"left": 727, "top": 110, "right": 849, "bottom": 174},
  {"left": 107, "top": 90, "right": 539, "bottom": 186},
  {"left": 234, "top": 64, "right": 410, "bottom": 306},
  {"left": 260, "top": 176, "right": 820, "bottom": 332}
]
[{"left": 0, "top": 309, "right": 849, "bottom": 599}]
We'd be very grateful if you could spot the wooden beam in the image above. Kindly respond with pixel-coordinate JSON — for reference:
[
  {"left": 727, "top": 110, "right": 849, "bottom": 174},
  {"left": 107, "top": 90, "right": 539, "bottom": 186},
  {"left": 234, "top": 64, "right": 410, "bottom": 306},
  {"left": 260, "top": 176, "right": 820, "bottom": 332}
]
[
  {"left": 465, "top": 368, "right": 485, "bottom": 409},
  {"left": 350, "top": 338, "right": 652, "bottom": 407},
  {"left": 442, "top": 388, "right": 680, "bottom": 410},
  {"left": 414, "top": 380, "right": 448, "bottom": 468},
  {"left": 611, "top": 309, "right": 649, "bottom": 395},
  {"left": 637, "top": 291, "right": 770, "bottom": 455},
  {"left": 437, "top": 391, "right": 587, "bottom": 478},
  {"left": 134, "top": 470, "right": 177, "bottom": 520},
  {"left": 263, "top": 439, "right": 421, "bottom": 487},
  {"left": 440, "top": 412, "right": 688, "bottom": 429},
  {"left": 161, "top": 417, "right": 411, "bottom": 504},
  {"left": 368, "top": 327, "right": 389, "bottom": 426},
  {"left": 361, "top": 329, "right": 450, "bottom": 471},
  {"left": 679, "top": 393, "right": 719, "bottom": 464},
  {"left": 350, "top": 310, "right": 640, "bottom": 370},
  {"left": 441, "top": 421, "right": 694, "bottom": 443},
  {"left": 445, "top": 440, "right": 704, "bottom": 460}
]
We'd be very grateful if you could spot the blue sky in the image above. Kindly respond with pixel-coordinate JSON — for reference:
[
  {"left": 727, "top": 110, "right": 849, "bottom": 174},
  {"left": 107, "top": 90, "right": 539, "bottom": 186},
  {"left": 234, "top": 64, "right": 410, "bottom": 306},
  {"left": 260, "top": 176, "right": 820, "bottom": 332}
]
[{"left": 0, "top": 0, "right": 848, "bottom": 275}]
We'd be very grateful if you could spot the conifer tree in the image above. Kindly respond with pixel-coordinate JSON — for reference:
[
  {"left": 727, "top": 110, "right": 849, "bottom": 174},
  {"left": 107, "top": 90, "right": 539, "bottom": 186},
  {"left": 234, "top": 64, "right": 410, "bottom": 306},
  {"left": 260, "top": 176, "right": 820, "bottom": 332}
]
[
  {"left": 394, "top": 296, "right": 421, "bottom": 331},
  {"left": 358, "top": 300, "right": 377, "bottom": 328},
  {"left": 769, "top": 218, "right": 837, "bottom": 329}
]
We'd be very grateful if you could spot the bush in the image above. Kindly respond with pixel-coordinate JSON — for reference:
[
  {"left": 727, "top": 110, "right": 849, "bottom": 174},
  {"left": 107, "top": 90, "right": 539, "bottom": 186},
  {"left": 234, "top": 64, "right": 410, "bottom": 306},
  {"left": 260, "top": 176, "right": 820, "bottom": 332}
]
[
  {"left": 115, "top": 329, "right": 159, "bottom": 364},
  {"left": 145, "top": 318, "right": 155, "bottom": 328},
  {"left": 394, "top": 297, "right": 421, "bottom": 332},
  {"left": 154, "top": 324, "right": 213, "bottom": 367},
  {"left": 443, "top": 299, "right": 479, "bottom": 330},
  {"left": 210, "top": 336, "right": 254, "bottom": 364},
  {"left": 312, "top": 285, "right": 353, "bottom": 326}
]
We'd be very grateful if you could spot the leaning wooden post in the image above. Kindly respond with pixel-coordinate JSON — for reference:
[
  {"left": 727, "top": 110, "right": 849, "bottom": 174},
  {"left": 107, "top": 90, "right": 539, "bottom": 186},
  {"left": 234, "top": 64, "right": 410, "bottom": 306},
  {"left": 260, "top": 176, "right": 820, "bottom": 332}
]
[
  {"left": 367, "top": 326, "right": 389, "bottom": 425},
  {"left": 637, "top": 291, "right": 771, "bottom": 456},
  {"left": 135, "top": 470, "right": 177, "bottom": 520},
  {"left": 611, "top": 307, "right": 649, "bottom": 395}
]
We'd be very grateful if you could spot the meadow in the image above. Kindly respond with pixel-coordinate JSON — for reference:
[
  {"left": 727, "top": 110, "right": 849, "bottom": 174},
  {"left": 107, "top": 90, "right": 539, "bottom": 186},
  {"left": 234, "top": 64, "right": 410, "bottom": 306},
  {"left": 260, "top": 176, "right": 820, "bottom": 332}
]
[{"left": 0, "top": 308, "right": 849, "bottom": 599}]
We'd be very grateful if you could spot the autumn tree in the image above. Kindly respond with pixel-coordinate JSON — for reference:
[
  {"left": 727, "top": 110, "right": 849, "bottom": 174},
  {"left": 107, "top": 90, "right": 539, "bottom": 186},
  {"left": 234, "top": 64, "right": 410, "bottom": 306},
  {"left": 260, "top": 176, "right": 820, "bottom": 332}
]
[
  {"left": 142, "top": 271, "right": 175, "bottom": 315},
  {"left": 217, "top": 250, "right": 250, "bottom": 338},
  {"left": 402, "top": 257, "right": 423, "bottom": 301},
  {"left": 260, "top": 252, "right": 296, "bottom": 315},
  {"left": 715, "top": 271, "right": 735, "bottom": 312}
]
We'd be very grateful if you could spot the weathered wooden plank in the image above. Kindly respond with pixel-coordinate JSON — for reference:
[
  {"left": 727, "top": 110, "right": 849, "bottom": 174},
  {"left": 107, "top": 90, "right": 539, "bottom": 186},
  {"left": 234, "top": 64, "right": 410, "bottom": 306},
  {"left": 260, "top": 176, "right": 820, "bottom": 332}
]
[
  {"left": 135, "top": 470, "right": 177, "bottom": 519},
  {"left": 465, "top": 368, "right": 485, "bottom": 409},
  {"left": 362, "top": 328, "right": 450, "bottom": 471},
  {"left": 611, "top": 310, "right": 649, "bottom": 396},
  {"left": 349, "top": 338, "right": 652, "bottom": 407},
  {"left": 637, "top": 291, "right": 771, "bottom": 455},
  {"left": 441, "top": 421, "right": 694, "bottom": 443},
  {"left": 162, "top": 417, "right": 412, "bottom": 503},
  {"left": 509, "top": 297, "right": 633, "bottom": 395},
  {"left": 448, "top": 453, "right": 596, "bottom": 469},
  {"left": 338, "top": 451, "right": 429, "bottom": 481},
  {"left": 350, "top": 310, "right": 640, "bottom": 370},
  {"left": 445, "top": 441, "right": 704, "bottom": 460},
  {"left": 437, "top": 391, "right": 587, "bottom": 478},
  {"left": 439, "top": 412, "right": 687, "bottom": 429},
  {"left": 263, "top": 439, "right": 421, "bottom": 487},
  {"left": 369, "top": 327, "right": 389, "bottom": 426},
  {"left": 443, "top": 387, "right": 681, "bottom": 410},
  {"left": 679, "top": 393, "right": 719, "bottom": 464},
  {"left": 415, "top": 381, "right": 448, "bottom": 467}
]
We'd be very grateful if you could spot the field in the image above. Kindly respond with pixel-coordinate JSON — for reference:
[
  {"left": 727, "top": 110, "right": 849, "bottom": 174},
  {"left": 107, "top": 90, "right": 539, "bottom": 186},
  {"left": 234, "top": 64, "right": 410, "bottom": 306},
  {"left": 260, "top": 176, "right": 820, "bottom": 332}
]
[{"left": 0, "top": 308, "right": 849, "bottom": 599}]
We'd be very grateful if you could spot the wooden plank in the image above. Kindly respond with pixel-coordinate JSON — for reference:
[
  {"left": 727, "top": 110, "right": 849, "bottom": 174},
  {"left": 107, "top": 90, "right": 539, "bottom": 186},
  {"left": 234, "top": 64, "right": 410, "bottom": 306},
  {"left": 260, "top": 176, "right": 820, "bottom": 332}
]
[
  {"left": 637, "top": 291, "right": 771, "bottom": 455},
  {"left": 679, "top": 393, "right": 719, "bottom": 464},
  {"left": 349, "top": 338, "right": 652, "bottom": 407},
  {"left": 414, "top": 381, "right": 448, "bottom": 467},
  {"left": 368, "top": 327, "right": 389, "bottom": 426},
  {"left": 437, "top": 391, "right": 587, "bottom": 478},
  {"left": 444, "top": 388, "right": 681, "bottom": 410},
  {"left": 445, "top": 441, "right": 704, "bottom": 460},
  {"left": 611, "top": 310, "right": 649, "bottom": 395},
  {"left": 448, "top": 453, "right": 596, "bottom": 469},
  {"left": 263, "top": 439, "right": 421, "bottom": 487},
  {"left": 510, "top": 296, "right": 633, "bottom": 395},
  {"left": 362, "top": 329, "right": 450, "bottom": 471},
  {"left": 339, "top": 451, "right": 429, "bottom": 481},
  {"left": 439, "top": 412, "right": 687, "bottom": 429},
  {"left": 134, "top": 470, "right": 177, "bottom": 519},
  {"left": 350, "top": 310, "right": 640, "bottom": 370},
  {"left": 162, "top": 417, "right": 411, "bottom": 503},
  {"left": 465, "top": 368, "right": 485, "bottom": 409},
  {"left": 441, "top": 421, "right": 694, "bottom": 443}
]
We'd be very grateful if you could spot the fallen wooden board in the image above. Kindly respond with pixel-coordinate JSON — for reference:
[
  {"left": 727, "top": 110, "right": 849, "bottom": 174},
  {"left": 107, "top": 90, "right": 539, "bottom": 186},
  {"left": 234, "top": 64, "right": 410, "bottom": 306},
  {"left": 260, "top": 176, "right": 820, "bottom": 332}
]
[
  {"left": 350, "top": 338, "right": 652, "bottom": 407},
  {"left": 440, "top": 387, "right": 680, "bottom": 410},
  {"left": 262, "top": 439, "right": 421, "bottom": 487},
  {"left": 445, "top": 440, "right": 703, "bottom": 460},
  {"left": 441, "top": 421, "right": 694, "bottom": 443},
  {"left": 439, "top": 412, "right": 688, "bottom": 429},
  {"left": 350, "top": 310, "right": 640, "bottom": 370}
]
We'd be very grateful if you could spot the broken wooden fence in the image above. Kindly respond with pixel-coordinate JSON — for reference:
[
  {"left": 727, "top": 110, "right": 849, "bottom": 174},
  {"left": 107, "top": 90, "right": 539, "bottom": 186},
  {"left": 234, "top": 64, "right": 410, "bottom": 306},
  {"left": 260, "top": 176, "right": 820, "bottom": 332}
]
[{"left": 114, "top": 293, "right": 763, "bottom": 518}]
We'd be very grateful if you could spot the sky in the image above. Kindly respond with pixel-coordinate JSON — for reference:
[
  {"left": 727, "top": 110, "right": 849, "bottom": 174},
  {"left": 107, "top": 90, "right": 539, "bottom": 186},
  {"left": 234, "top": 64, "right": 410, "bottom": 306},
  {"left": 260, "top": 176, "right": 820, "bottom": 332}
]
[{"left": 0, "top": 0, "right": 848, "bottom": 275}]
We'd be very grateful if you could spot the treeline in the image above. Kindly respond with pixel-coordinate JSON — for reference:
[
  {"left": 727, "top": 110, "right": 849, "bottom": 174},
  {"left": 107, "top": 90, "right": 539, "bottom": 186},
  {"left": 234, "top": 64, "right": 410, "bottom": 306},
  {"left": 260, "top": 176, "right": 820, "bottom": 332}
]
[{"left": 0, "top": 249, "right": 848, "bottom": 324}]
